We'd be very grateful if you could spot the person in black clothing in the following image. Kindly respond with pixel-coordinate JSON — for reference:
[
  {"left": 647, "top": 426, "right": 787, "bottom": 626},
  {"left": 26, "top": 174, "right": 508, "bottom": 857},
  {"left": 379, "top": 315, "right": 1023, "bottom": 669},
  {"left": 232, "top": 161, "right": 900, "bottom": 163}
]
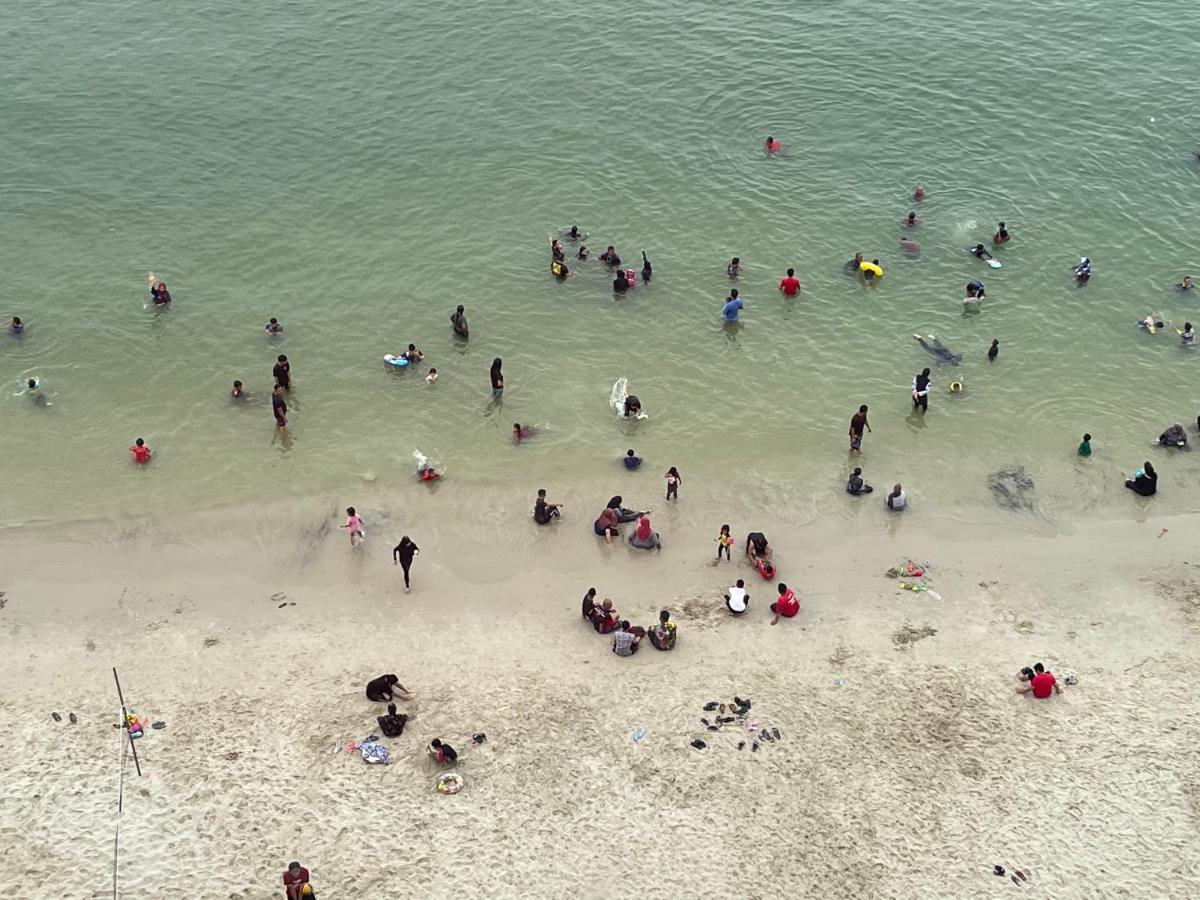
[
  {"left": 1124, "top": 462, "right": 1157, "bottom": 496},
  {"left": 450, "top": 305, "right": 469, "bottom": 338},
  {"left": 392, "top": 536, "right": 419, "bottom": 591},
  {"left": 271, "top": 384, "right": 287, "bottom": 429},
  {"left": 606, "top": 495, "right": 645, "bottom": 523},
  {"left": 365, "top": 674, "right": 411, "bottom": 703},
  {"left": 641, "top": 250, "right": 652, "bottom": 283},
  {"left": 273, "top": 354, "right": 292, "bottom": 389},
  {"left": 533, "top": 489, "right": 561, "bottom": 525},
  {"left": 429, "top": 738, "right": 458, "bottom": 764},
  {"left": 846, "top": 467, "right": 874, "bottom": 495},
  {"left": 581, "top": 587, "right": 598, "bottom": 619},
  {"left": 490, "top": 358, "right": 504, "bottom": 397},
  {"left": 613, "top": 269, "right": 629, "bottom": 292},
  {"left": 599, "top": 246, "right": 621, "bottom": 267},
  {"left": 377, "top": 702, "right": 408, "bottom": 737},
  {"left": 912, "top": 367, "right": 931, "bottom": 412}
]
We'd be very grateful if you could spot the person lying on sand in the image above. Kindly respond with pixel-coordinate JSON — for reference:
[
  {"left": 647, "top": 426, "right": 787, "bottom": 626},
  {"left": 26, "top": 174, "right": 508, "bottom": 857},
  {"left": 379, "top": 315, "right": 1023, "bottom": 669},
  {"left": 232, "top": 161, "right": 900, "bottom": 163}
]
[{"left": 365, "top": 673, "right": 411, "bottom": 703}]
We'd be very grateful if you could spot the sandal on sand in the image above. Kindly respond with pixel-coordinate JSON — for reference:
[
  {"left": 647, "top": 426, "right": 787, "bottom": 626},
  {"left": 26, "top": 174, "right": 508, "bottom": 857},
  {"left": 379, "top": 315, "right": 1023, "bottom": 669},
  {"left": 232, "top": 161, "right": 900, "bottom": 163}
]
[
  {"left": 700, "top": 718, "right": 711, "bottom": 727},
  {"left": 737, "top": 741, "right": 745, "bottom": 750},
  {"left": 761, "top": 730, "right": 775, "bottom": 743},
  {"left": 706, "top": 725, "right": 720, "bottom": 732},
  {"left": 69, "top": 713, "right": 77, "bottom": 724},
  {"left": 719, "top": 703, "right": 727, "bottom": 714},
  {"left": 751, "top": 741, "right": 759, "bottom": 752},
  {"left": 1011, "top": 875, "right": 1020, "bottom": 886},
  {"left": 993, "top": 866, "right": 1005, "bottom": 877},
  {"left": 51, "top": 712, "right": 62, "bottom": 722},
  {"left": 771, "top": 727, "right": 781, "bottom": 740},
  {"left": 703, "top": 702, "right": 719, "bottom": 711},
  {"left": 689, "top": 739, "right": 706, "bottom": 750},
  {"left": 1015, "top": 870, "right": 1027, "bottom": 882}
]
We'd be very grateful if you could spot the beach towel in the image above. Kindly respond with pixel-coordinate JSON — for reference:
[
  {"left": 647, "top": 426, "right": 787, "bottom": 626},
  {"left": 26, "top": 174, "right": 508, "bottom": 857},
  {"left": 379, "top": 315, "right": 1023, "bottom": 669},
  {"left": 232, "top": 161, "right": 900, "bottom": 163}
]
[{"left": 360, "top": 741, "right": 390, "bottom": 765}]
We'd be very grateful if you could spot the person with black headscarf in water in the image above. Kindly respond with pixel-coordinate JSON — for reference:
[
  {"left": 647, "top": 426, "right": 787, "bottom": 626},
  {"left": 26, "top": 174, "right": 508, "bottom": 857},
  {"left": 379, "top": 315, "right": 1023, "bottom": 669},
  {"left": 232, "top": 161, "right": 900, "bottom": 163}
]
[
  {"left": 365, "top": 673, "right": 412, "bottom": 703},
  {"left": 392, "top": 536, "right": 420, "bottom": 592},
  {"left": 1124, "top": 461, "right": 1157, "bottom": 497},
  {"left": 641, "top": 250, "right": 652, "bottom": 283}
]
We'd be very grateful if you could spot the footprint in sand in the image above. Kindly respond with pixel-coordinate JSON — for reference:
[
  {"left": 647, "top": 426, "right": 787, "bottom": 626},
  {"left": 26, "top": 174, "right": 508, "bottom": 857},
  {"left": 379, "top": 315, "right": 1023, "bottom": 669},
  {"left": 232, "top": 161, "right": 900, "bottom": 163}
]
[
  {"left": 270, "top": 592, "right": 296, "bottom": 608},
  {"left": 203, "top": 637, "right": 220, "bottom": 648}
]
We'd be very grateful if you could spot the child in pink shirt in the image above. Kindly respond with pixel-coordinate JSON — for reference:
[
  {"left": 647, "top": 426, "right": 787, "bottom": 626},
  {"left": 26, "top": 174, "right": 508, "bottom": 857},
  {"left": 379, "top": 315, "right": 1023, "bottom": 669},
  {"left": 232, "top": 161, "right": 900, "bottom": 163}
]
[{"left": 342, "top": 506, "right": 365, "bottom": 546}]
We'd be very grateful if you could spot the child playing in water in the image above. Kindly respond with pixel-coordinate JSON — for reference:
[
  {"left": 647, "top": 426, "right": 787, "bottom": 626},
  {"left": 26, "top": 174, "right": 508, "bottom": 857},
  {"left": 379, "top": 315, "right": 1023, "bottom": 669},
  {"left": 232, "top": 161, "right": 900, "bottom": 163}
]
[
  {"left": 665, "top": 467, "right": 681, "bottom": 501},
  {"left": 716, "top": 524, "right": 733, "bottom": 561},
  {"left": 342, "top": 507, "right": 365, "bottom": 546},
  {"left": 426, "top": 367, "right": 438, "bottom": 384}
]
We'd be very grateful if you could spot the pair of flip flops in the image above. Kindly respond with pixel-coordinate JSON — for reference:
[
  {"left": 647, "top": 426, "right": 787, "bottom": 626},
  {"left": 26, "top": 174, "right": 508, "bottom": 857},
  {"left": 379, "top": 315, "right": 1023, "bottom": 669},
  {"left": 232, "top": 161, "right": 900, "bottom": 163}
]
[
  {"left": 994, "top": 866, "right": 1029, "bottom": 884},
  {"left": 51, "top": 712, "right": 77, "bottom": 724}
]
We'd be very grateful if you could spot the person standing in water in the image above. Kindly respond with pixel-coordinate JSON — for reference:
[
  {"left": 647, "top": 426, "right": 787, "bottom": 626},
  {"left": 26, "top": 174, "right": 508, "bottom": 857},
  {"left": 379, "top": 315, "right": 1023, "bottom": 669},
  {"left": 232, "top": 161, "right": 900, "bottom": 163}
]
[
  {"left": 912, "top": 368, "right": 931, "bottom": 412},
  {"left": 664, "top": 466, "right": 681, "bottom": 501},
  {"left": 902, "top": 211, "right": 920, "bottom": 227},
  {"left": 726, "top": 257, "right": 742, "bottom": 278},
  {"left": 450, "top": 305, "right": 469, "bottom": 338},
  {"left": 722, "top": 289, "right": 744, "bottom": 323},
  {"left": 912, "top": 184, "right": 926, "bottom": 201},
  {"left": 1078, "top": 433, "right": 1092, "bottom": 457},
  {"left": 129, "top": 437, "right": 151, "bottom": 464},
  {"left": 765, "top": 136, "right": 782, "bottom": 154},
  {"left": 641, "top": 250, "right": 652, "bottom": 283},
  {"left": 392, "top": 535, "right": 419, "bottom": 591},
  {"left": 988, "top": 339, "right": 999, "bottom": 361},
  {"left": 272, "top": 384, "right": 288, "bottom": 430},
  {"left": 273, "top": 354, "right": 292, "bottom": 390},
  {"left": 778, "top": 268, "right": 801, "bottom": 297},
  {"left": 993, "top": 222, "right": 1011, "bottom": 243},
  {"left": 490, "top": 358, "right": 504, "bottom": 397},
  {"left": 849, "top": 404, "right": 871, "bottom": 451}
]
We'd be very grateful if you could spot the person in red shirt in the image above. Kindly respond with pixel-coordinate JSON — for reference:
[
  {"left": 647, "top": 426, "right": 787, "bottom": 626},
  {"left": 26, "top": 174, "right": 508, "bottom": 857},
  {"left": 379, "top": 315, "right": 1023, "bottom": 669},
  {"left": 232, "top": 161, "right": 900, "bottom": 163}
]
[
  {"left": 129, "top": 437, "right": 151, "bottom": 464},
  {"left": 283, "top": 861, "right": 311, "bottom": 899},
  {"left": 1017, "top": 665, "right": 1061, "bottom": 699},
  {"left": 770, "top": 582, "right": 799, "bottom": 625},
  {"left": 778, "top": 268, "right": 801, "bottom": 297}
]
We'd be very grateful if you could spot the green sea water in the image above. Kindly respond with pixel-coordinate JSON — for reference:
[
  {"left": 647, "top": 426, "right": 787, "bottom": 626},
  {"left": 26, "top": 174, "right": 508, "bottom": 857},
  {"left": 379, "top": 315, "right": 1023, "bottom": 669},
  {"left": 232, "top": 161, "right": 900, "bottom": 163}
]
[{"left": 3, "top": 0, "right": 1199, "bottom": 529}]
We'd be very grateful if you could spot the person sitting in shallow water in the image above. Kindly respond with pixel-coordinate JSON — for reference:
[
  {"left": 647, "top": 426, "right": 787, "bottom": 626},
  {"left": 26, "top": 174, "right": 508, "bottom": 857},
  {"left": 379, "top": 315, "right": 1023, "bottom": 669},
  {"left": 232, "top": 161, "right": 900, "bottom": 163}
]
[
  {"left": 1156, "top": 424, "right": 1188, "bottom": 448},
  {"left": 629, "top": 514, "right": 662, "bottom": 550},
  {"left": 846, "top": 467, "right": 874, "bottom": 495},
  {"left": 648, "top": 609, "right": 677, "bottom": 650},
  {"left": 606, "top": 495, "right": 645, "bottom": 523},
  {"left": 377, "top": 703, "right": 408, "bottom": 737},
  {"left": 1124, "top": 462, "right": 1157, "bottom": 496},
  {"left": 886, "top": 483, "right": 907, "bottom": 511},
  {"left": 365, "top": 674, "right": 411, "bottom": 703}
]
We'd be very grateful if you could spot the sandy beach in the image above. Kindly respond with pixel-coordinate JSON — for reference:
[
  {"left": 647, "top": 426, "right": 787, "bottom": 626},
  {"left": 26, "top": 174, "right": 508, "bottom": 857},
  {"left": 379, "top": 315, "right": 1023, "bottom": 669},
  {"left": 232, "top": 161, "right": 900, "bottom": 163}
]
[{"left": 2, "top": 483, "right": 1198, "bottom": 900}]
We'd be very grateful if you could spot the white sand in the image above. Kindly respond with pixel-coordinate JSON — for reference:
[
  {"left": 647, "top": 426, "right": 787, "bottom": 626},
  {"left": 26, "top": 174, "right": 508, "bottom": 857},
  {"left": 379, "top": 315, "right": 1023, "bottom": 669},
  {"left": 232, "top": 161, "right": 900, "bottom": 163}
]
[{"left": 2, "top": 487, "right": 1199, "bottom": 899}]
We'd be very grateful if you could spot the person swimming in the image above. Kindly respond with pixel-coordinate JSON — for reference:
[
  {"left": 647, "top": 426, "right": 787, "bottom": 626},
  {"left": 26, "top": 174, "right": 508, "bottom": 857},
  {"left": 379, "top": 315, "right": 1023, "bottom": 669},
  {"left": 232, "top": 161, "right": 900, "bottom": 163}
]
[
  {"left": 599, "top": 246, "right": 621, "bottom": 267},
  {"left": 265, "top": 317, "right": 283, "bottom": 334},
  {"left": 1180, "top": 322, "right": 1196, "bottom": 345},
  {"left": 726, "top": 257, "right": 741, "bottom": 278},
  {"left": 765, "top": 136, "right": 781, "bottom": 154},
  {"left": 612, "top": 268, "right": 629, "bottom": 292},
  {"left": 23, "top": 377, "right": 48, "bottom": 408},
  {"left": 970, "top": 243, "right": 995, "bottom": 262},
  {"left": 899, "top": 238, "right": 920, "bottom": 254},
  {"left": 902, "top": 211, "right": 920, "bottom": 227},
  {"left": 1177, "top": 275, "right": 1193, "bottom": 291},
  {"left": 552, "top": 259, "right": 570, "bottom": 279},
  {"left": 965, "top": 280, "right": 986, "bottom": 301},
  {"left": 912, "top": 184, "right": 926, "bottom": 201},
  {"left": 550, "top": 239, "right": 565, "bottom": 263},
  {"left": 1074, "top": 257, "right": 1092, "bottom": 282},
  {"left": 561, "top": 225, "right": 587, "bottom": 241},
  {"left": 577, "top": 245, "right": 589, "bottom": 261},
  {"left": 641, "top": 250, "right": 652, "bottom": 284},
  {"left": 1137, "top": 315, "right": 1165, "bottom": 331},
  {"left": 846, "top": 252, "right": 864, "bottom": 273},
  {"left": 993, "top": 221, "right": 1011, "bottom": 243},
  {"left": 913, "top": 333, "right": 962, "bottom": 365}
]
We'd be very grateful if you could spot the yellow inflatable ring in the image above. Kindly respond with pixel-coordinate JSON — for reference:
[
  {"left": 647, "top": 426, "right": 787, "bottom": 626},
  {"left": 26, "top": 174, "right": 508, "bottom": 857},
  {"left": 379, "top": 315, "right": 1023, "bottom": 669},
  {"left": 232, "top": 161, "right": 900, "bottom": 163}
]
[
  {"left": 859, "top": 262, "right": 883, "bottom": 277},
  {"left": 950, "top": 381, "right": 963, "bottom": 393},
  {"left": 436, "top": 772, "right": 463, "bottom": 794}
]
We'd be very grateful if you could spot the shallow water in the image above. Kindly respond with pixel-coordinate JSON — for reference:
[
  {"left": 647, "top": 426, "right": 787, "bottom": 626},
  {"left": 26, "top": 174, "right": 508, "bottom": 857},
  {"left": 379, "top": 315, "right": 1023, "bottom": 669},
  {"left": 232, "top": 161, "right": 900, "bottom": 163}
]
[{"left": 2, "top": 0, "right": 1199, "bottom": 528}]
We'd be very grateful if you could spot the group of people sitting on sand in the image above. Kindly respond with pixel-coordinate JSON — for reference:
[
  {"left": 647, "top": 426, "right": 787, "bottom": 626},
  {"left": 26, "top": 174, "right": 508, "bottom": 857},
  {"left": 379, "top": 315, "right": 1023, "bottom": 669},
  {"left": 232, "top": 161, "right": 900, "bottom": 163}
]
[
  {"left": 593, "top": 495, "right": 661, "bottom": 549},
  {"left": 580, "top": 587, "right": 676, "bottom": 654}
]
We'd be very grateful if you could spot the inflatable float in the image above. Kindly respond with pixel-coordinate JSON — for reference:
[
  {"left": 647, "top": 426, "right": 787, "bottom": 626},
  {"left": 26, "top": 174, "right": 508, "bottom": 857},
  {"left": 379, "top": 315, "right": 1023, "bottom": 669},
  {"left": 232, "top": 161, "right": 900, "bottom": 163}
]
[
  {"left": 610, "top": 377, "right": 647, "bottom": 419},
  {"left": 383, "top": 354, "right": 410, "bottom": 369}
]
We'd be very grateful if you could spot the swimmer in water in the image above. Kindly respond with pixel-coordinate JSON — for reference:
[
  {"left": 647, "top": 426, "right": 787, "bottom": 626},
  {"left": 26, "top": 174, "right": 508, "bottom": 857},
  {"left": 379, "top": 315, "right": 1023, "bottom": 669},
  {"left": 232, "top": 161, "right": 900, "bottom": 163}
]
[
  {"left": 1137, "top": 315, "right": 1165, "bottom": 331},
  {"left": 8, "top": 316, "right": 23, "bottom": 335},
  {"left": 550, "top": 239, "right": 564, "bottom": 263},
  {"left": 913, "top": 184, "right": 926, "bottom": 201},
  {"left": 624, "top": 394, "right": 642, "bottom": 418},
  {"left": 726, "top": 257, "right": 741, "bottom": 278},
  {"left": 151, "top": 281, "right": 171, "bottom": 304},
  {"left": 846, "top": 252, "right": 864, "bottom": 273},
  {"left": 913, "top": 333, "right": 963, "bottom": 365},
  {"left": 1177, "top": 275, "right": 1193, "bottom": 291},
  {"left": 902, "top": 211, "right": 920, "bottom": 227},
  {"left": 779, "top": 268, "right": 801, "bottom": 297},
  {"left": 1074, "top": 257, "right": 1092, "bottom": 282},
  {"left": 577, "top": 245, "right": 589, "bottom": 261},
  {"left": 993, "top": 221, "right": 1011, "bottom": 243},
  {"left": 765, "top": 135, "right": 782, "bottom": 154},
  {"left": 970, "top": 243, "right": 995, "bottom": 262},
  {"left": 911, "top": 368, "right": 931, "bottom": 412},
  {"left": 965, "top": 280, "right": 986, "bottom": 302},
  {"left": 551, "top": 260, "right": 570, "bottom": 279},
  {"left": 513, "top": 423, "right": 534, "bottom": 444},
  {"left": 860, "top": 259, "right": 883, "bottom": 283},
  {"left": 230, "top": 379, "right": 245, "bottom": 399},
  {"left": 130, "top": 437, "right": 152, "bottom": 464},
  {"left": 641, "top": 250, "right": 652, "bottom": 284},
  {"left": 599, "top": 246, "right": 621, "bottom": 267},
  {"left": 450, "top": 305, "right": 469, "bottom": 338},
  {"left": 265, "top": 317, "right": 283, "bottom": 334},
  {"left": 988, "top": 339, "right": 999, "bottom": 361},
  {"left": 612, "top": 269, "right": 629, "bottom": 292},
  {"left": 404, "top": 343, "right": 424, "bottom": 363},
  {"left": 23, "top": 378, "right": 48, "bottom": 408},
  {"left": 426, "top": 367, "right": 439, "bottom": 384},
  {"left": 1179, "top": 322, "right": 1196, "bottom": 345},
  {"left": 899, "top": 238, "right": 920, "bottom": 254},
  {"left": 563, "top": 225, "right": 586, "bottom": 241}
]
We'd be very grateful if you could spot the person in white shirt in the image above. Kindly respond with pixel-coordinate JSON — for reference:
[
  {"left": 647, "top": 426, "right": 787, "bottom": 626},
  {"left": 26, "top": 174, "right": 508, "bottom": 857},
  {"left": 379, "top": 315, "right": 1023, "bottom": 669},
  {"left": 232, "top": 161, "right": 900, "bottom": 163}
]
[
  {"left": 886, "top": 484, "right": 907, "bottom": 511},
  {"left": 725, "top": 579, "right": 749, "bottom": 615}
]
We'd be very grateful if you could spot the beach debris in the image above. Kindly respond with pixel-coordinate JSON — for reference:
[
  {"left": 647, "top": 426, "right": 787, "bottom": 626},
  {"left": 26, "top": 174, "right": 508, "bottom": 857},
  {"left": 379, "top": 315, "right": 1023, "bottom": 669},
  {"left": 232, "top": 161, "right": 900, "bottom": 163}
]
[
  {"left": 436, "top": 772, "right": 464, "bottom": 794},
  {"left": 225, "top": 751, "right": 239, "bottom": 761},
  {"left": 151, "top": 720, "right": 166, "bottom": 730},
  {"left": 51, "top": 712, "right": 62, "bottom": 722},
  {"left": 632, "top": 728, "right": 646, "bottom": 743},
  {"left": 987, "top": 466, "right": 1036, "bottom": 512},
  {"left": 471, "top": 732, "right": 487, "bottom": 745},
  {"left": 69, "top": 713, "right": 78, "bottom": 724},
  {"left": 833, "top": 678, "right": 846, "bottom": 687},
  {"left": 1064, "top": 672, "right": 1079, "bottom": 685},
  {"left": 1160, "top": 528, "right": 1169, "bottom": 538},
  {"left": 892, "top": 624, "right": 938, "bottom": 648},
  {"left": 994, "top": 865, "right": 1005, "bottom": 876}
]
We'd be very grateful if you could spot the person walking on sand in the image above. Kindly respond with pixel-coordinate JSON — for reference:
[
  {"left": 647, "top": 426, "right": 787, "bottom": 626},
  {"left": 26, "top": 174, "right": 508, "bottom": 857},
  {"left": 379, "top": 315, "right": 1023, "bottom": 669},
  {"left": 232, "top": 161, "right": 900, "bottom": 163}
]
[
  {"left": 342, "top": 507, "right": 365, "bottom": 546},
  {"left": 664, "top": 466, "right": 681, "bottom": 501},
  {"left": 272, "top": 384, "right": 288, "bottom": 430},
  {"left": 392, "top": 535, "right": 419, "bottom": 591},
  {"left": 849, "top": 404, "right": 871, "bottom": 451},
  {"left": 716, "top": 524, "right": 733, "bottom": 561},
  {"left": 283, "top": 862, "right": 312, "bottom": 900}
]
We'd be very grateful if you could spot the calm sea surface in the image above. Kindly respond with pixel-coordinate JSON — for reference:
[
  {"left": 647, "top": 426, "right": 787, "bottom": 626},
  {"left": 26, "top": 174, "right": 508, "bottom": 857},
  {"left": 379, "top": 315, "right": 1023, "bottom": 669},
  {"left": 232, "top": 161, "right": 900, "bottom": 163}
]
[{"left": 3, "top": 0, "right": 1199, "bottom": 530}]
